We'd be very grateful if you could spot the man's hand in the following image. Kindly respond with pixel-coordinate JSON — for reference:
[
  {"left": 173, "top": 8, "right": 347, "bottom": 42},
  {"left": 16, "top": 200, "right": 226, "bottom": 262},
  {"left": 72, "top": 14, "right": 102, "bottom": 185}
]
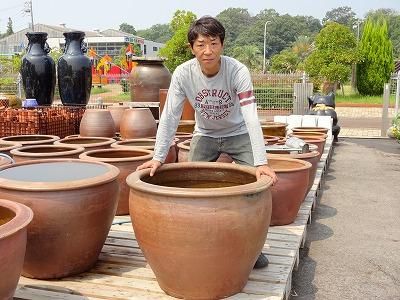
[
  {"left": 256, "top": 164, "right": 278, "bottom": 185},
  {"left": 136, "top": 159, "right": 162, "bottom": 177}
]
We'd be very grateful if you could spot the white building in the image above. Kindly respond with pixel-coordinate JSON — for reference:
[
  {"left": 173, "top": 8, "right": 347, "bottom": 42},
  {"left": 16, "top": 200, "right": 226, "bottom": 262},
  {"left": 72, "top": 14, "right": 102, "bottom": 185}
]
[{"left": 0, "top": 24, "right": 164, "bottom": 58}]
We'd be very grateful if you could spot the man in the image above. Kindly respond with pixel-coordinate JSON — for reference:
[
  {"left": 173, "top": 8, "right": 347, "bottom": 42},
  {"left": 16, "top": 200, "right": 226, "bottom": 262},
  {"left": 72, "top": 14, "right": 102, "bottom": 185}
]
[{"left": 137, "top": 16, "right": 277, "bottom": 268}]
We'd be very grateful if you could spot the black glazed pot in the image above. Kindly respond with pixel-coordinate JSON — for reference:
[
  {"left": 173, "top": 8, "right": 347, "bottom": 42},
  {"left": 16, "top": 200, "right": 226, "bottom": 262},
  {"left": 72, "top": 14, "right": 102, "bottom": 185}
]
[
  {"left": 21, "top": 32, "right": 56, "bottom": 106},
  {"left": 58, "top": 31, "right": 92, "bottom": 106}
]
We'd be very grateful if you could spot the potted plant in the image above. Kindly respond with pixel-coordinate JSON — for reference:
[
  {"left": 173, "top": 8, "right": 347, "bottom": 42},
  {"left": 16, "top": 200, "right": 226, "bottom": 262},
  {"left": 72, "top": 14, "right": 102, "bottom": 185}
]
[{"left": 389, "top": 113, "right": 400, "bottom": 142}]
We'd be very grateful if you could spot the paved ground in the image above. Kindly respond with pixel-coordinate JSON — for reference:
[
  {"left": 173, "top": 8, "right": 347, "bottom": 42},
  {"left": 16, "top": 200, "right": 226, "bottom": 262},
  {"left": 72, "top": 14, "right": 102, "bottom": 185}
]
[{"left": 290, "top": 138, "right": 400, "bottom": 299}]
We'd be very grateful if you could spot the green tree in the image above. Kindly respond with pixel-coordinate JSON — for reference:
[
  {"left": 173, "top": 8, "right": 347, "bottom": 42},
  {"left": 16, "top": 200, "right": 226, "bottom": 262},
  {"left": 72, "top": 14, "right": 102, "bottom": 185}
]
[
  {"left": 231, "top": 45, "right": 262, "bottom": 71},
  {"left": 304, "top": 22, "right": 358, "bottom": 92},
  {"left": 6, "top": 17, "right": 13, "bottom": 36},
  {"left": 270, "top": 49, "right": 299, "bottom": 73},
  {"left": 322, "top": 6, "right": 357, "bottom": 28},
  {"left": 158, "top": 10, "right": 196, "bottom": 72},
  {"left": 136, "top": 24, "right": 172, "bottom": 43},
  {"left": 119, "top": 23, "right": 136, "bottom": 35},
  {"left": 357, "top": 18, "right": 394, "bottom": 95}
]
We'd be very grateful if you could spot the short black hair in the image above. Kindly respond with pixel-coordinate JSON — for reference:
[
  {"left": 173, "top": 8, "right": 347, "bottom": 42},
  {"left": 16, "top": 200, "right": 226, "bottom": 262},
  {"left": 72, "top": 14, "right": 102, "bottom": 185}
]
[{"left": 188, "top": 16, "right": 225, "bottom": 47}]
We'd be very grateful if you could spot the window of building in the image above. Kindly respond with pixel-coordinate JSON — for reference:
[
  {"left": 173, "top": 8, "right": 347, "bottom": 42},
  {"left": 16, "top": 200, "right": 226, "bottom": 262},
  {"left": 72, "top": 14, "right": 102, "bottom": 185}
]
[
  {"left": 144, "top": 45, "right": 147, "bottom": 55},
  {"left": 152, "top": 46, "right": 158, "bottom": 51}
]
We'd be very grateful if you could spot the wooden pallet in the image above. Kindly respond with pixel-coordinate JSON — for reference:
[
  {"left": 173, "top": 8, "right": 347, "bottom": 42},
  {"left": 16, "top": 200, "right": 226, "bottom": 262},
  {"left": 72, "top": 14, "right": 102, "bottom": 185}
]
[{"left": 14, "top": 138, "right": 334, "bottom": 300}]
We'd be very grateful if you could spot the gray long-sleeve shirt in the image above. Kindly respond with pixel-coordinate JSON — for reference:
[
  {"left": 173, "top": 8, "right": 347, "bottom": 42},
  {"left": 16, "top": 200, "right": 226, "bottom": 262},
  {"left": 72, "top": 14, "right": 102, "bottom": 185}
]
[{"left": 154, "top": 56, "right": 267, "bottom": 166}]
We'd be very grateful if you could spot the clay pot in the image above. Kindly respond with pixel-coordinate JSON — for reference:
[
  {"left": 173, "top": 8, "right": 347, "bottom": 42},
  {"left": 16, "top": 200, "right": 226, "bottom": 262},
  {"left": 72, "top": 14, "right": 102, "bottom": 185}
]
[
  {"left": 267, "top": 157, "right": 312, "bottom": 226},
  {"left": 79, "top": 148, "right": 153, "bottom": 215},
  {"left": 107, "top": 105, "right": 128, "bottom": 132},
  {"left": 0, "top": 159, "right": 120, "bottom": 279},
  {"left": 120, "top": 108, "right": 157, "bottom": 139},
  {"left": 292, "top": 127, "right": 329, "bottom": 134},
  {"left": 260, "top": 121, "right": 287, "bottom": 137},
  {"left": 111, "top": 138, "right": 176, "bottom": 163},
  {"left": 79, "top": 109, "right": 116, "bottom": 138},
  {"left": 130, "top": 58, "right": 171, "bottom": 102},
  {"left": 126, "top": 162, "right": 273, "bottom": 299},
  {"left": 267, "top": 150, "right": 320, "bottom": 194},
  {"left": 177, "top": 120, "right": 196, "bottom": 133},
  {"left": 159, "top": 89, "right": 195, "bottom": 120},
  {"left": 291, "top": 137, "right": 325, "bottom": 160},
  {"left": 55, "top": 137, "right": 116, "bottom": 151},
  {"left": 177, "top": 139, "right": 233, "bottom": 163},
  {"left": 0, "top": 135, "right": 60, "bottom": 146},
  {"left": 174, "top": 132, "right": 193, "bottom": 144},
  {"left": 10, "top": 145, "right": 85, "bottom": 163},
  {"left": 263, "top": 135, "right": 280, "bottom": 145},
  {"left": 291, "top": 132, "right": 328, "bottom": 140},
  {"left": 0, "top": 154, "right": 13, "bottom": 168},
  {"left": 0, "top": 199, "right": 33, "bottom": 300},
  {"left": 0, "top": 141, "right": 22, "bottom": 156}
]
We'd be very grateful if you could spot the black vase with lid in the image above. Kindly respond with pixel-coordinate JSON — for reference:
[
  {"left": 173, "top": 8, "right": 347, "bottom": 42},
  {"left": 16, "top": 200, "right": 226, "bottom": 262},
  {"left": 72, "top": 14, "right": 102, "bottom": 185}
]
[
  {"left": 58, "top": 31, "right": 92, "bottom": 106},
  {"left": 21, "top": 32, "right": 56, "bottom": 106}
]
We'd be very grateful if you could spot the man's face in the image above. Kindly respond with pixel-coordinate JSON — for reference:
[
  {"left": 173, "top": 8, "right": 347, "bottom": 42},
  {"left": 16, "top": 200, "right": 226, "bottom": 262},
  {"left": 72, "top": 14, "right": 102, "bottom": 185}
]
[{"left": 190, "top": 34, "right": 223, "bottom": 76}]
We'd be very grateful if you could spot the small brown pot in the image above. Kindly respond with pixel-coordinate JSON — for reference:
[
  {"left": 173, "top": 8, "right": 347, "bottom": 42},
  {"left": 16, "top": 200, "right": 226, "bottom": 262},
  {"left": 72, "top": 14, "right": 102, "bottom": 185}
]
[
  {"left": 0, "top": 199, "right": 33, "bottom": 300},
  {"left": 292, "top": 126, "right": 329, "bottom": 134},
  {"left": 55, "top": 136, "right": 116, "bottom": 151},
  {"left": 260, "top": 121, "right": 287, "bottom": 137},
  {"left": 126, "top": 162, "right": 273, "bottom": 299},
  {"left": 263, "top": 135, "right": 280, "bottom": 145},
  {"left": 177, "top": 140, "right": 233, "bottom": 163},
  {"left": 268, "top": 157, "right": 312, "bottom": 226},
  {"left": 0, "top": 135, "right": 60, "bottom": 146},
  {"left": 120, "top": 108, "right": 157, "bottom": 139},
  {"left": 159, "top": 89, "right": 195, "bottom": 120},
  {"left": 79, "top": 109, "right": 116, "bottom": 138},
  {"left": 0, "top": 159, "right": 120, "bottom": 279},
  {"left": 107, "top": 105, "right": 128, "bottom": 132},
  {"left": 0, "top": 141, "right": 22, "bottom": 156},
  {"left": 291, "top": 132, "right": 328, "bottom": 140},
  {"left": 292, "top": 137, "right": 325, "bottom": 160},
  {"left": 11, "top": 145, "right": 85, "bottom": 163},
  {"left": 79, "top": 148, "right": 153, "bottom": 215},
  {"left": 111, "top": 138, "right": 176, "bottom": 163}
]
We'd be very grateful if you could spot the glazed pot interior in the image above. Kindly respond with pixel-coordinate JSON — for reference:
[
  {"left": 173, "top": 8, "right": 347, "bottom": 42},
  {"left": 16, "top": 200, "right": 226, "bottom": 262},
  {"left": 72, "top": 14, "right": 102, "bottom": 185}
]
[
  {"left": 88, "top": 150, "right": 149, "bottom": 159},
  {"left": 0, "top": 161, "right": 109, "bottom": 182},
  {"left": 143, "top": 167, "right": 255, "bottom": 188},
  {"left": 0, "top": 206, "right": 16, "bottom": 226},
  {"left": 268, "top": 159, "right": 307, "bottom": 171},
  {"left": 4, "top": 136, "right": 53, "bottom": 142},
  {"left": 18, "top": 146, "right": 74, "bottom": 153}
]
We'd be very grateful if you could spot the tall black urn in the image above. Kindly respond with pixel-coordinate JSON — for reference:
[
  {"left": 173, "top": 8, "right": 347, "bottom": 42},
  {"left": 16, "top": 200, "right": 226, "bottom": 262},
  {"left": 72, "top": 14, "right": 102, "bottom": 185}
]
[
  {"left": 58, "top": 31, "right": 92, "bottom": 106},
  {"left": 21, "top": 32, "right": 56, "bottom": 106}
]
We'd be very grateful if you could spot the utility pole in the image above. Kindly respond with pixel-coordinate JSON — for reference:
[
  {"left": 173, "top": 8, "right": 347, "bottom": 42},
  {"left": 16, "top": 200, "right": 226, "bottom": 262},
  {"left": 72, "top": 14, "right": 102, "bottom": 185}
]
[
  {"left": 262, "top": 21, "right": 271, "bottom": 74},
  {"left": 352, "top": 19, "right": 362, "bottom": 92},
  {"left": 24, "top": 0, "right": 34, "bottom": 31}
]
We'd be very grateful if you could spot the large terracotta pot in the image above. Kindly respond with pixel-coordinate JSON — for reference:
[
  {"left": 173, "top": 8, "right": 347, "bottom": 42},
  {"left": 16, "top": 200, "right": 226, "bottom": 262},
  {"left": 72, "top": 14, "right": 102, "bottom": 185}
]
[
  {"left": 0, "top": 199, "right": 33, "bottom": 300},
  {"left": 58, "top": 31, "right": 92, "bottom": 106},
  {"left": 107, "top": 105, "right": 128, "bottom": 132},
  {"left": 126, "top": 162, "right": 273, "bottom": 299},
  {"left": 111, "top": 138, "right": 176, "bottom": 163},
  {"left": 159, "top": 89, "right": 195, "bottom": 120},
  {"left": 268, "top": 157, "right": 312, "bottom": 226},
  {"left": 10, "top": 145, "right": 85, "bottom": 163},
  {"left": 130, "top": 58, "right": 171, "bottom": 102},
  {"left": 267, "top": 150, "right": 319, "bottom": 194},
  {"left": 0, "top": 159, "right": 119, "bottom": 279},
  {"left": 291, "top": 132, "right": 328, "bottom": 140},
  {"left": 292, "top": 127, "right": 329, "bottom": 134},
  {"left": 291, "top": 137, "right": 325, "bottom": 160},
  {"left": 55, "top": 137, "right": 116, "bottom": 151},
  {"left": 0, "top": 141, "right": 22, "bottom": 156},
  {"left": 79, "top": 148, "right": 153, "bottom": 215},
  {"left": 0, "top": 135, "right": 60, "bottom": 146},
  {"left": 260, "top": 121, "right": 287, "bottom": 137},
  {"left": 21, "top": 32, "right": 56, "bottom": 106},
  {"left": 177, "top": 120, "right": 196, "bottom": 133},
  {"left": 120, "top": 108, "right": 157, "bottom": 139},
  {"left": 176, "top": 140, "right": 233, "bottom": 163},
  {"left": 79, "top": 109, "right": 116, "bottom": 138}
]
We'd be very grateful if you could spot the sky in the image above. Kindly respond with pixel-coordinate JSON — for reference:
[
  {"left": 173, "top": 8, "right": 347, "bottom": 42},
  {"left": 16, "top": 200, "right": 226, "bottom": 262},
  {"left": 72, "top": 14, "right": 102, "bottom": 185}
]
[{"left": 1, "top": 0, "right": 400, "bottom": 33}]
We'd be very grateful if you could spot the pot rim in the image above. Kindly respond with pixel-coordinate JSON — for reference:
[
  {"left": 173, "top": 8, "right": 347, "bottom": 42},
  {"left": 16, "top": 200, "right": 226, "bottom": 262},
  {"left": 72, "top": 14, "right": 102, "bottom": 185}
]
[
  {"left": 79, "top": 148, "right": 154, "bottom": 162},
  {"left": 0, "top": 198, "right": 33, "bottom": 239},
  {"left": 55, "top": 137, "right": 116, "bottom": 148},
  {"left": 0, "top": 141, "right": 22, "bottom": 151},
  {"left": 10, "top": 145, "right": 85, "bottom": 158},
  {"left": 126, "top": 162, "right": 272, "bottom": 198},
  {"left": 177, "top": 139, "right": 191, "bottom": 151},
  {"left": 292, "top": 126, "right": 329, "bottom": 133},
  {"left": 111, "top": 138, "right": 156, "bottom": 150},
  {"left": 0, "top": 158, "right": 119, "bottom": 191},
  {"left": 0, "top": 135, "right": 60, "bottom": 145},
  {"left": 268, "top": 157, "right": 312, "bottom": 173},
  {"left": 268, "top": 150, "right": 320, "bottom": 160}
]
